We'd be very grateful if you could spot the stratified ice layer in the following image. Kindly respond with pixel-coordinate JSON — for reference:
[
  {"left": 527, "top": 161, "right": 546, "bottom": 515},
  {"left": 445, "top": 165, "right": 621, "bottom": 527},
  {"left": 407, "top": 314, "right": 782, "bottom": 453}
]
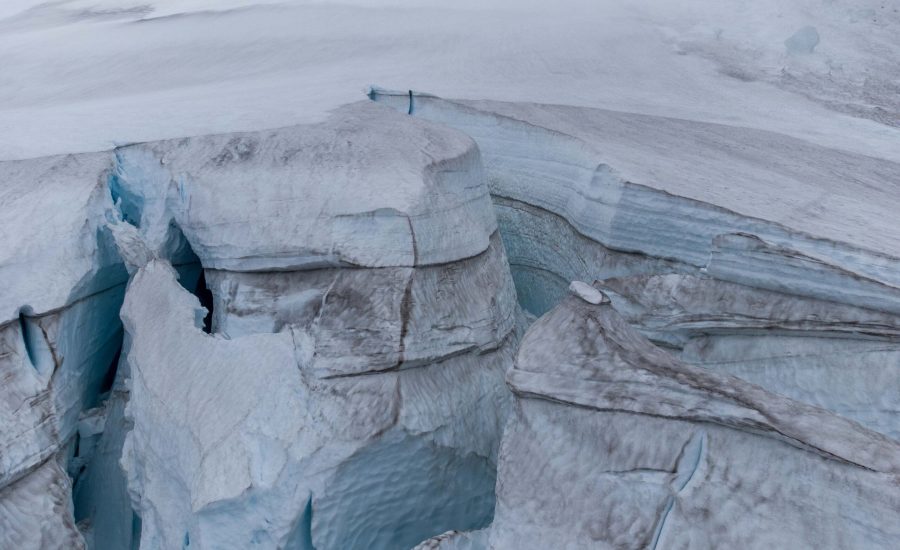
[{"left": 372, "top": 89, "right": 900, "bottom": 438}]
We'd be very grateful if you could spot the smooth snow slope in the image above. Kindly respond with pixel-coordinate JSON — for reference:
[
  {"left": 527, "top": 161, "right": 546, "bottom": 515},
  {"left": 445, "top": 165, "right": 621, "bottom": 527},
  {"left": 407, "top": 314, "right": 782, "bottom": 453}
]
[{"left": 1, "top": 0, "right": 899, "bottom": 161}]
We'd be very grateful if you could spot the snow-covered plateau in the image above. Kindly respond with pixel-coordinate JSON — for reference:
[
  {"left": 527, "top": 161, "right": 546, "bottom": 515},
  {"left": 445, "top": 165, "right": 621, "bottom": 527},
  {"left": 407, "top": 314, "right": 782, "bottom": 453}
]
[{"left": 2, "top": 1, "right": 900, "bottom": 549}]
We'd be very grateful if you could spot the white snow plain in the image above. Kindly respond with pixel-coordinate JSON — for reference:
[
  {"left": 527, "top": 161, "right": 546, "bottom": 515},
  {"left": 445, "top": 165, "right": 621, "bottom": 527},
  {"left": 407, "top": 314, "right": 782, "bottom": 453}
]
[{"left": 0, "top": 0, "right": 898, "bottom": 161}]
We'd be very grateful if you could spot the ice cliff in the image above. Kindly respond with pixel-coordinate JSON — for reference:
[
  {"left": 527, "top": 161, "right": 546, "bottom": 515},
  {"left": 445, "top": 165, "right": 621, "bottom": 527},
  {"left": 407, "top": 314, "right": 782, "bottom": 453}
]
[
  {"left": 2, "top": 86, "right": 900, "bottom": 549},
  {"left": 111, "top": 102, "right": 519, "bottom": 549},
  {"left": 1, "top": 102, "right": 520, "bottom": 549},
  {"left": 420, "top": 282, "right": 900, "bottom": 549},
  {"left": 1, "top": 153, "right": 130, "bottom": 549},
  {"left": 371, "top": 89, "right": 900, "bottom": 438}
]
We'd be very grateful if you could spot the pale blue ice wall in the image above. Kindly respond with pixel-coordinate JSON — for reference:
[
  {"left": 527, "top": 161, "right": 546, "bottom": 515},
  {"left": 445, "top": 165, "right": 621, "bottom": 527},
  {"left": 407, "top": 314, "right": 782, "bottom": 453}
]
[{"left": 370, "top": 89, "right": 900, "bottom": 441}]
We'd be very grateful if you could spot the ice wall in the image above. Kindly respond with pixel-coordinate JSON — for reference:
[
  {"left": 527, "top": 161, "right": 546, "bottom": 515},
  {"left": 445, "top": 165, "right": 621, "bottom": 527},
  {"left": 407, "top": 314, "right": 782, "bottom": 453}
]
[
  {"left": 0, "top": 153, "right": 129, "bottom": 549},
  {"left": 371, "top": 89, "right": 900, "bottom": 439},
  {"left": 3, "top": 81, "right": 899, "bottom": 549},
  {"left": 438, "top": 283, "right": 900, "bottom": 549},
  {"left": 107, "top": 101, "right": 521, "bottom": 549},
  {"left": 1, "top": 100, "right": 522, "bottom": 549}
]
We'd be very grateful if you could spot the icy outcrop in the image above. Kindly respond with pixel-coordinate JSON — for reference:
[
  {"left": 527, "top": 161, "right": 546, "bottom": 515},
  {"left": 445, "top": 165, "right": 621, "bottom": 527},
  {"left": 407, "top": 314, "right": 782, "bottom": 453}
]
[
  {"left": 3, "top": 80, "right": 899, "bottom": 549},
  {"left": 681, "top": 335, "right": 900, "bottom": 441},
  {"left": 475, "top": 283, "right": 900, "bottom": 549},
  {"left": 598, "top": 272, "right": 900, "bottom": 343},
  {"left": 370, "top": 91, "right": 900, "bottom": 285},
  {"left": 0, "top": 153, "right": 131, "bottom": 549},
  {"left": 111, "top": 102, "right": 520, "bottom": 549},
  {"left": 120, "top": 260, "right": 515, "bottom": 548},
  {"left": 2, "top": 2, "right": 899, "bottom": 545},
  {"left": 205, "top": 232, "right": 514, "bottom": 369},
  {"left": 372, "top": 89, "right": 900, "bottom": 437},
  {"left": 0, "top": 146, "right": 206, "bottom": 548},
  {"left": 110, "top": 101, "right": 495, "bottom": 272},
  {"left": 0, "top": 456, "right": 84, "bottom": 549},
  {"left": 0, "top": 98, "right": 517, "bottom": 550},
  {"left": 594, "top": 272, "right": 900, "bottom": 438}
]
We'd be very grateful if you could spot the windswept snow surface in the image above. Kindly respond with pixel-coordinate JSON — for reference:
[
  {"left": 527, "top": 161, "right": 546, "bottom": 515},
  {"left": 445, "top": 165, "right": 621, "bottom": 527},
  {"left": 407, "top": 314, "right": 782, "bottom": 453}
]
[{"left": 1, "top": 0, "right": 899, "bottom": 161}]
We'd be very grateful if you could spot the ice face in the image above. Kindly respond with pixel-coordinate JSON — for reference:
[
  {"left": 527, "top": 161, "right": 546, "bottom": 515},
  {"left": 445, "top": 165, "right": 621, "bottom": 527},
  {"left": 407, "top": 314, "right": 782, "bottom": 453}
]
[
  {"left": 110, "top": 102, "right": 495, "bottom": 272},
  {"left": 482, "top": 284, "right": 900, "bottom": 549},
  {"left": 371, "top": 92, "right": 900, "bottom": 276},
  {"left": 0, "top": 152, "right": 131, "bottom": 549},
  {"left": 0, "top": 100, "right": 522, "bottom": 549},
  {"left": 118, "top": 259, "right": 517, "bottom": 548},
  {"left": 102, "top": 103, "right": 521, "bottom": 549},
  {"left": 373, "top": 89, "right": 900, "bottom": 440}
]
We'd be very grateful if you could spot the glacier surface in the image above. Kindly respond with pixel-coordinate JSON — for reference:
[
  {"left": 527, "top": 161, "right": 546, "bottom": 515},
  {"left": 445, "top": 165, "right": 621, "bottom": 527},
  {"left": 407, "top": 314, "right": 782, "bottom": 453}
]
[
  {"left": 2, "top": 1, "right": 900, "bottom": 548},
  {"left": 371, "top": 89, "right": 900, "bottom": 438},
  {"left": 489, "top": 283, "right": 900, "bottom": 549}
]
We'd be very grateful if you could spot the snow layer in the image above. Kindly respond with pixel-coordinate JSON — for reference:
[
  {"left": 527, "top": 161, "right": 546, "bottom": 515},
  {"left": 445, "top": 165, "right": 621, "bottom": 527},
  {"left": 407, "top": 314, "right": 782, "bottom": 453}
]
[
  {"left": 1, "top": 0, "right": 899, "bottom": 162},
  {"left": 481, "top": 283, "right": 900, "bottom": 549},
  {"left": 0, "top": 152, "right": 125, "bottom": 323}
]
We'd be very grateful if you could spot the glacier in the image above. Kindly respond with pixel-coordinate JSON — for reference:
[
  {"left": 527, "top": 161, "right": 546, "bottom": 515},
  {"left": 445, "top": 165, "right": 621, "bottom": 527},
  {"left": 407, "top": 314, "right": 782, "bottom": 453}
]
[
  {"left": 420, "top": 282, "right": 900, "bottom": 549},
  {"left": 4, "top": 91, "right": 898, "bottom": 547},
  {"left": 370, "top": 89, "right": 900, "bottom": 437},
  {"left": 2, "top": 0, "right": 900, "bottom": 548},
  {"left": 2, "top": 101, "right": 523, "bottom": 549},
  {"left": 110, "top": 102, "right": 520, "bottom": 549},
  {"left": 1, "top": 153, "right": 128, "bottom": 549}
]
